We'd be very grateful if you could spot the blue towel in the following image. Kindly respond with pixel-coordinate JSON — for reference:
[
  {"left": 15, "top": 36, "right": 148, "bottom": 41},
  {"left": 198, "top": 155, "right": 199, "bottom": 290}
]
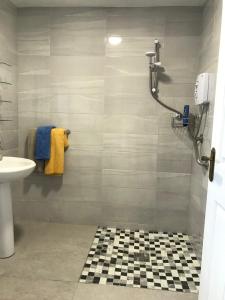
[{"left": 35, "top": 126, "right": 55, "bottom": 160}]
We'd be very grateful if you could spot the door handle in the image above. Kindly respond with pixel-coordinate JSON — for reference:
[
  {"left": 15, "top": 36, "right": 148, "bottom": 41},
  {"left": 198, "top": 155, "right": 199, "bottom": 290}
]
[
  {"left": 201, "top": 148, "right": 216, "bottom": 182},
  {"left": 209, "top": 148, "right": 216, "bottom": 182}
]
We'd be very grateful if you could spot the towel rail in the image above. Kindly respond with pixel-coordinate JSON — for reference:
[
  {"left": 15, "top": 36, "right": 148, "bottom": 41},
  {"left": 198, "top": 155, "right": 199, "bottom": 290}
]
[
  {"left": 0, "top": 82, "right": 13, "bottom": 85},
  {"left": 0, "top": 100, "right": 12, "bottom": 103},
  {"left": 0, "top": 62, "right": 12, "bottom": 67},
  {"left": 65, "top": 129, "right": 71, "bottom": 136}
]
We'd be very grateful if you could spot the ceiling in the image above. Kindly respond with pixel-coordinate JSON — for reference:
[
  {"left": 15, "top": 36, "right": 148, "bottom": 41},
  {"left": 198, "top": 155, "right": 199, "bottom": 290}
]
[{"left": 10, "top": 0, "right": 207, "bottom": 8}]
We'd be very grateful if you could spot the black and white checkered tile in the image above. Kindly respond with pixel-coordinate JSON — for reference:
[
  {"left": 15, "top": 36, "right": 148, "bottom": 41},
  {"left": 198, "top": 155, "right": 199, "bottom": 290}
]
[{"left": 80, "top": 227, "right": 201, "bottom": 293}]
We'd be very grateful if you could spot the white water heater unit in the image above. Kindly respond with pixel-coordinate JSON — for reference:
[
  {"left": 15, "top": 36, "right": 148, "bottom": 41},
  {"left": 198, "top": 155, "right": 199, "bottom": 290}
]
[{"left": 194, "top": 73, "right": 210, "bottom": 105}]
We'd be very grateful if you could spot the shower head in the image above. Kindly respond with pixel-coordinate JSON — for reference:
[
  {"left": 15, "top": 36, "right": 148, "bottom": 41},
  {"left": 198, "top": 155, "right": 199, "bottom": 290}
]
[{"left": 145, "top": 51, "right": 156, "bottom": 57}]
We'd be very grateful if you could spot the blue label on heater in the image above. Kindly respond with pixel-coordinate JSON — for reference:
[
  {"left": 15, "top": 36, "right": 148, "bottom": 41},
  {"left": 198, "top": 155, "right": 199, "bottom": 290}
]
[{"left": 183, "top": 105, "right": 189, "bottom": 127}]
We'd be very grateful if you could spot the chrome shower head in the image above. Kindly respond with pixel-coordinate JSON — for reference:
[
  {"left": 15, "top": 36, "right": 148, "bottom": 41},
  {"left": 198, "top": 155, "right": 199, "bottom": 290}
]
[
  {"left": 145, "top": 51, "right": 156, "bottom": 58},
  {"left": 145, "top": 51, "right": 156, "bottom": 66}
]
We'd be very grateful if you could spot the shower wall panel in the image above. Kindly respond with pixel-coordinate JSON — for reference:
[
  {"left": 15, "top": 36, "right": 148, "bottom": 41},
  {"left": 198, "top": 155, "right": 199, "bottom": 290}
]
[{"left": 15, "top": 7, "right": 201, "bottom": 231}]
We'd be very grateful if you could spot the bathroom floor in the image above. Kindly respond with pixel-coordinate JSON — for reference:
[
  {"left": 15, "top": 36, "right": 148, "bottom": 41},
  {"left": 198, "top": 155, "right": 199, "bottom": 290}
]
[
  {"left": 80, "top": 227, "right": 200, "bottom": 293},
  {"left": 0, "top": 222, "right": 198, "bottom": 300}
]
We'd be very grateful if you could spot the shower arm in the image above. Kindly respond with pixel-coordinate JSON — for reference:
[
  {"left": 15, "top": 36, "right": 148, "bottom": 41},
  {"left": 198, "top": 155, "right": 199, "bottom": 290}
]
[{"left": 149, "top": 69, "right": 183, "bottom": 119}]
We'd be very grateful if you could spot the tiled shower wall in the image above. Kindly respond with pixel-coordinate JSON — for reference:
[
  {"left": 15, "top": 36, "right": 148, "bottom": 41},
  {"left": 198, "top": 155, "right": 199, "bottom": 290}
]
[
  {"left": 189, "top": 0, "right": 222, "bottom": 257},
  {"left": 0, "top": 0, "right": 17, "bottom": 156},
  {"left": 14, "top": 7, "right": 202, "bottom": 231}
]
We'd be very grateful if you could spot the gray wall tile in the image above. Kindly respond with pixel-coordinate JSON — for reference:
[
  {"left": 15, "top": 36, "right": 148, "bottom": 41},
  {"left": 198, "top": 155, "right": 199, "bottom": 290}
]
[{"left": 16, "top": 6, "right": 204, "bottom": 233}]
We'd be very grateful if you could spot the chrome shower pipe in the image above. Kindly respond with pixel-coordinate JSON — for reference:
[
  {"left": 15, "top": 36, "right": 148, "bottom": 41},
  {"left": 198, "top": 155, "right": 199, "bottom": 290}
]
[
  {"left": 146, "top": 40, "right": 183, "bottom": 119},
  {"left": 149, "top": 67, "right": 183, "bottom": 119}
]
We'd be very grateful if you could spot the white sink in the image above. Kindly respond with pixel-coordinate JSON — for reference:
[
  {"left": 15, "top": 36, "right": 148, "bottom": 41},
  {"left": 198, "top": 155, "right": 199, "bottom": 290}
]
[
  {"left": 0, "top": 157, "right": 36, "bottom": 258},
  {"left": 0, "top": 157, "right": 36, "bottom": 182}
]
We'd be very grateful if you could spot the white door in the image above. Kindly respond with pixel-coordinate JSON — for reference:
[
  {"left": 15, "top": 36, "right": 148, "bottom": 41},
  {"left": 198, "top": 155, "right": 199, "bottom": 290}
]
[{"left": 199, "top": 2, "right": 225, "bottom": 300}]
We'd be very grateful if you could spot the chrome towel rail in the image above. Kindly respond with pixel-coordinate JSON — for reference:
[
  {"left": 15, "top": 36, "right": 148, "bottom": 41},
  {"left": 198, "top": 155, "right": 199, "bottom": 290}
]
[
  {"left": 0, "top": 62, "right": 13, "bottom": 121},
  {"left": 0, "top": 62, "right": 12, "bottom": 67}
]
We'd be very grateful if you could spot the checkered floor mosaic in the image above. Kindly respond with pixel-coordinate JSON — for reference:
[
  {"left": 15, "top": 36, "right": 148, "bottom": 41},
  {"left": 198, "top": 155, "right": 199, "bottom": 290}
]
[{"left": 80, "top": 227, "right": 201, "bottom": 293}]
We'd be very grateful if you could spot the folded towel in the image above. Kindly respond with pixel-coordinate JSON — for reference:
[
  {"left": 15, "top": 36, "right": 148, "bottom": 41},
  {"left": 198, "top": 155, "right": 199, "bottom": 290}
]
[
  {"left": 44, "top": 128, "right": 69, "bottom": 175},
  {"left": 35, "top": 126, "right": 55, "bottom": 160},
  {"left": 26, "top": 128, "right": 44, "bottom": 173}
]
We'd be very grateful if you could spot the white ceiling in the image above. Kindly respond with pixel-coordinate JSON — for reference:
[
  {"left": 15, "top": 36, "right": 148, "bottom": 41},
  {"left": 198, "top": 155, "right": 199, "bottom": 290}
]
[{"left": 10, "top": 0, "right": 207, "bottom": 8}]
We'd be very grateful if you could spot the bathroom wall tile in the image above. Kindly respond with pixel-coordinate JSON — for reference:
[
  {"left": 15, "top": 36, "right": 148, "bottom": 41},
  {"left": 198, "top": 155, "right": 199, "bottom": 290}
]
[
  {"left": 106, "top": 36, "right": 164, "bottom": 58},
  {"left": 103, "top": 151, "right": 157, "bottom": 172},
  {"left": 156, "top": 209, "right": 188, "bottom": 233},
  {"left": 102, "top": 170, "right": 157, "bottom": 189},
  {"left": 59, "top": 201, "right": 102, "bottom": 224},
  {"left": 0, "top": 114, "right": 18, "bottom": 131},
  {"left": 157, "top": 172, "right": 191, "bottom": 196},
  {"left": 13, "top": 199, "right": 62, "bottom": 223},
  {"left": 49, "top": 94, "right": 104, "bottom": 115},
  {"left": 62, "top": 170, "right": 101, "bottom": 188},
  {"left": 103, "top": 133, "right": 158, "bottom": 153},
  {"left": 51, "top": 76, "right": 104, "bottom": 97},
  {"left": 18, "top": 95, "right": 52, "bottom": 113},
  {"left": 18, "top": 55, "right": 50, "bottom": 76},
  {"left": 50, "top": 30, "right": 105, "bottom": 57},
  {"left": 158, "top": 132, "right": 192, "bottom": 150},
  {"left": 68, "top": 132, "right": 102, "bottom": 151},
  {"left": 157, "top": 191, "right": 189, "bottom": 211},
  {"left": 105, "top": 75, "right": 149, "bottom": 97},
  {"left": 18, "top": 74, "right": 50, "bottom": 93},
  {"left": 159, "top": 69, "right": 197, "bottom": 85},
  {"left": 0, "top": 3, "right": 16, "bottom": 65},
  {"left": 65, "top": 149, "right": 102, "bottom": 171},
  {"left": 0, "top": 129, "right": 18, "bottom": 150},
  {"left": 106, "top": 7, "right": 165, "bottom": 18},
  {"left": 104, "top": 95, "right": 157, "bottom": 116},
  {"left": 163, "top": 56, "right": 199, "bottom": 77},
  {"left": 104, "top": 115, "right": 158, "bottom": 135},
  {"left": 165, "top": 20, "right": 202, "bottom": 37},
  {"left": 17, "top": 8, "right": 50, "bottom": 56},
  {"left": 165, "top": 7, "right": 202, "bottom": 22},
  {"left": 50, "top": 8, "right": 106, "bottom": 56},
  {"left": 102, "top": 204, "right": 156, "bottom": 229},
  {"left": 106, "top": 9, "right": 165, "bottom": 37},
  {"left": 157, "top": 159, "right": 192, "bottom": 174},
  {"left": 50, "top": 56, "right": 104, "bottom": 77},
  {"left": 102, "top": 187, "right": 156, "bottom": 208},
  {"left": 159, "top": 82, "right": 195, "bottom": 98},
  {"left": 15, "top": 178, "right": 101, "bottom": 203},
  {"left": 105, "top": 56, "right": 147, "bottom": 77},
  {"left": 157, "top": 144, "right": 193, "bottom": 174},
  {"left": 164, "top": 37, "right": 201, "bottom": 59}
]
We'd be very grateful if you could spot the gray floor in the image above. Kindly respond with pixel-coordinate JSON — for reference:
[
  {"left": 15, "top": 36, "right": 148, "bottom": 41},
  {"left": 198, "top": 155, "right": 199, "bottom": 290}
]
[{"left": 0, "top": 222, "right": 199, "bottom": 300}]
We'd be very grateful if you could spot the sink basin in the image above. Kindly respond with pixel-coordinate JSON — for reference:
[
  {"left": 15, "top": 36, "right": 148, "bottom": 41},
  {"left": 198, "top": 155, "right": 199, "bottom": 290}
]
[
  {"left": 0, "top": 157, "right": 36, "bottom": 182},
  {"left": 0, "top": 157, "right": 36, "bottom": 258}
]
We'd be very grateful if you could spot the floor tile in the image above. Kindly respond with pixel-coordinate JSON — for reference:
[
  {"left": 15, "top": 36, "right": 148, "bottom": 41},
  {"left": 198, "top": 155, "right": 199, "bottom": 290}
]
[
  {"left": 80, "top": 227, "right": 200, "bottom": 293},
  {"left": 0, "top": 277, "right": 76, "bottom": 300},
  {"left": 0, "top": 222, "right": 97, "bottom": 282},
  {"left": 14, "top": 222, "right": 97, "bottom": 255},
  {"left": 0, "top": 249, "right": 85, "bottom": 282},
  {"left": 74, "top": 283, "right": 198, "bottom": 300}
]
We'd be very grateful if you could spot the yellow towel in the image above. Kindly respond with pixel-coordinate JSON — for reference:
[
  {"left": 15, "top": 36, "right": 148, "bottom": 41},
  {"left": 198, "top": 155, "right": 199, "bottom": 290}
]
[{"left": 44, "top": 128, "right": 69, "bottom": 175}]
